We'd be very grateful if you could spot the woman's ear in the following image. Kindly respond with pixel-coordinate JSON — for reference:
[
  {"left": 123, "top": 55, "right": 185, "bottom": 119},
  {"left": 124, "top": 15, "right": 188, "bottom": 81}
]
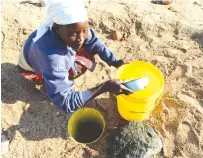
[
  {"left": 53, "top": 23, "right": 59, "bottom": 32},
  {"left": 53, "top": 23, "right": 65, "bottom": 34}
]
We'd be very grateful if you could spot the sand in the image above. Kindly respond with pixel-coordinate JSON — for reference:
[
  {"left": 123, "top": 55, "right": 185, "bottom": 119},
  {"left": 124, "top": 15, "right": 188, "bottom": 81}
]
[{"left": 1, "top": 0, "right": 203, "bottom": 157}]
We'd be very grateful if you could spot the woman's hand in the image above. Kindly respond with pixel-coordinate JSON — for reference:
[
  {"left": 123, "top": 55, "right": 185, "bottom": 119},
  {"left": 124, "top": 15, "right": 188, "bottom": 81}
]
[
  {"left": 114, "top": 59, "right": 131, "bottom": 68},
  {"left": 103, "top": 79, "right": 134, "bottom": 95},
  {"left": 89, "top": 79, "right": 133, "bottom": 99}
]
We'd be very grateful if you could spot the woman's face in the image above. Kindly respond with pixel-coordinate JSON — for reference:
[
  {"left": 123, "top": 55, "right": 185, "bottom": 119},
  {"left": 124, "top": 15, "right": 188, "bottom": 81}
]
[{"left": 54, "top": 21, "right": 89, "bottom": 50}]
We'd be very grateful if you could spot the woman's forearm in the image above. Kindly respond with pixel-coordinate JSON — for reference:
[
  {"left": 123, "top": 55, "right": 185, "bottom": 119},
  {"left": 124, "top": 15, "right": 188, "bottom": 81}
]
[{"left": 89, "top": 82, "right": 107, "bottom": 99}]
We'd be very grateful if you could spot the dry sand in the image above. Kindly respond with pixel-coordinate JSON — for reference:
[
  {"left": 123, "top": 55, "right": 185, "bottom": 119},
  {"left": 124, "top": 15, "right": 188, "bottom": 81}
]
[{"left": 1, "top": 0, "right": 203, "bottom": 157}]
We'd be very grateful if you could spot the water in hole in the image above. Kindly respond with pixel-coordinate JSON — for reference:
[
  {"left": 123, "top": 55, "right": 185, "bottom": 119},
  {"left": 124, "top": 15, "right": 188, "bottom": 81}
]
[{"left": 75, "top": 121, "right": 103, "bottom": 143}]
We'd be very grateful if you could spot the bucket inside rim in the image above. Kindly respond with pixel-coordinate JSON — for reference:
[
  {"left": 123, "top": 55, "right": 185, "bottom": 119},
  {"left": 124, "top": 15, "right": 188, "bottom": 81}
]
[{"left": 68, "top": 108, "right": 105, "bottom": 144}]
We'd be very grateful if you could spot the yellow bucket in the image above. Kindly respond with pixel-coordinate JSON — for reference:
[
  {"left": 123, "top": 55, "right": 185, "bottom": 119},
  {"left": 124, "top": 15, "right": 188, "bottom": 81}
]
[
  {"left": 68, "top": 108, "right": 105, "bottom": 144},
  {"left": 115, "top": 61, "right": 164, "bottom": 121}
]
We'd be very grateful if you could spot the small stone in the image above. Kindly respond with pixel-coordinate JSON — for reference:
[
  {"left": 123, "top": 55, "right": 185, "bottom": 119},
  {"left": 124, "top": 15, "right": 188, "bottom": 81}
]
[
  {"left": 109, "top": 122, "right": 163, "bottom": 158},
  {"left": 168, "top": 6, "right": 178, "bottom": 12},
  {"left": 112, "top": 30, "right": 122, "bottom": 41},
  {"left": 157, "top": 32, "right": 163, "bottom": 37},
  {"left": 23, "top": 104, "right": 31, "bottom": 112},
  {"left": 122, "top": 33, "right": 128, "bottom": 40},
  {"left": 22, "top": 29, "right": 29, "bottom": 35},
  {"left": 96, "top": 29, "right": 102, "bottom": 33},
  {"left": 14, "top": 19, "right": 18, "bottom": 24},
  {"left": 1, "top": 133, "right": 9, "bottom": 154}
]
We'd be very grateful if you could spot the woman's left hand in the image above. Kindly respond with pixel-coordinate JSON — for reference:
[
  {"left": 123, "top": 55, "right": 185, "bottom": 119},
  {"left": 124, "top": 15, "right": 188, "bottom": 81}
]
[{"left": 114, "top": 59, "right": 131, "bottom": 68}]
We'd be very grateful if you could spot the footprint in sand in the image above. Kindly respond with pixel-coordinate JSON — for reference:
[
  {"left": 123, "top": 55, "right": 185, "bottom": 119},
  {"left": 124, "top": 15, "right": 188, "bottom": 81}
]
[{"left": 177, "top": 121, "right": 201, "bottom": 148}]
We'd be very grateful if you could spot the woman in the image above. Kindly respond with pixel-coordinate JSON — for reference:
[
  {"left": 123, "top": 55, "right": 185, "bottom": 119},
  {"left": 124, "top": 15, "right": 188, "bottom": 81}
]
[{"left": 18, "top": 0, "right": 133, "bottom": 114}]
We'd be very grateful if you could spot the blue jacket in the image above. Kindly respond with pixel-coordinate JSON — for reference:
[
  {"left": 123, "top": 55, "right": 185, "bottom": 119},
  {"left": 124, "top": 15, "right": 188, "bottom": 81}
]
[{"left": 23, "top": 28, "right": 118, "bottom": 114}]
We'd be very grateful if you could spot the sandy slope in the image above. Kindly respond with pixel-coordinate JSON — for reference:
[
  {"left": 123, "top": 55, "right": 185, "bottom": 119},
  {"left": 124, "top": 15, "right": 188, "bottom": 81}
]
[{"left": 1, "top": 0, "right": 203, "bottom": 157}]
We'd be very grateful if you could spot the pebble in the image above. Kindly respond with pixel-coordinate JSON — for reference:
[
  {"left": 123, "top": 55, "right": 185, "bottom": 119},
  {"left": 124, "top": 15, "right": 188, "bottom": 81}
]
[
  {"left": 168, "top": 6, "right": 178, "bottom": 12},
  {"left": 112, "top": 30, "right": 122, "bottom": 41},
  {"left": 22, "top": 29, "right": 29, "bottom": 35},
  {"left": 22, "top": 104, "right": 31, "bottom": 112},
  {"left": 96, "top": 29, "right": 102, "bottom": 33}
]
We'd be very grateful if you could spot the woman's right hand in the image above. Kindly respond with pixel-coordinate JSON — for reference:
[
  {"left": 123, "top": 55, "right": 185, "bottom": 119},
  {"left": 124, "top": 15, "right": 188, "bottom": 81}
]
[
  {"left": 103, "top": 79, "right": 134, "bottom": 95},
  {"left": 89, "top": 79, "right": 133, "bottom": 102}
]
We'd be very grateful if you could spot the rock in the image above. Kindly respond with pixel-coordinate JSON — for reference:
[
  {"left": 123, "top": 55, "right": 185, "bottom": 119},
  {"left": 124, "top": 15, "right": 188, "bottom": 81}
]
[
  {"left": 1, "top": 133, "right": 9, "bottom": 154},
  {"left": 22, "top": 104, "right": 31, "bottom": 112},
  {"left": 96, "top": 29, "right": 102, "bottom": 33},
  {"left": 122, "top": 33, "right": 128, "bottom": 40},
  {"left": 112, "top": 30, "right": 122, "bottom": 41},
  {"left": 157, "top": 31, "right": 163, "bottom": 37},
  {"left": 22, "top": 29, "right": 29, "bottom": 35},
  {"left": 109, "top": 122, "right": 163, "bottom": 158}
]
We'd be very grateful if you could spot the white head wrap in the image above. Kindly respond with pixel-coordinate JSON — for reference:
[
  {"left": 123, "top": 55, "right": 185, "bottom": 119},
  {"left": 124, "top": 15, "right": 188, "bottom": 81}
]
[
  {"left": 33, "top": 0, "right": 88, "bottom": 76},
  {"left": 33, "top": 0, "right": 88, "bottom": 43}
]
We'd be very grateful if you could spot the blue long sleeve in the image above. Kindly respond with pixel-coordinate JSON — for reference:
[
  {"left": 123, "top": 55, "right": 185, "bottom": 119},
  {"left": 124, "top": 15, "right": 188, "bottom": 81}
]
[
  {"left": 24, "top": 29, "right": 92, "bottom": 114},
  {"left": 42, "top": 66, "right": 92, "bottom": 113},
  {"left": 23, "top": 27, "right": 118, "bottom": 114},
  {"left": 83, "top": 28, "right": 119, "bottom": 66}
]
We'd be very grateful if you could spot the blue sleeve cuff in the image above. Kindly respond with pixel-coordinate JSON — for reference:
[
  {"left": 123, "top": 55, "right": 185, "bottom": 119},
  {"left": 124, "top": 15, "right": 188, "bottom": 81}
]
[
  {"left": 80, "top": 90, "right": 92, "bottom": 104},
  {"left": 109, "top": 57, "right": 120, "bottom": 67}
]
